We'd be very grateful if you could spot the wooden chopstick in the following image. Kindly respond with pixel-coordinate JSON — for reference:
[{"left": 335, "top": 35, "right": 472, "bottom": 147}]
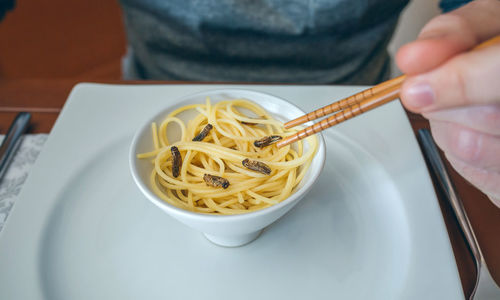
[
  {"left": 277, "top": 35, "right": 500, "bottom": 148},
  {"left": 277, "top": 85, "right": 400, "bottom": 147},
  {"left": 283, "top": 75, "right": 405, "bottom": 129}
]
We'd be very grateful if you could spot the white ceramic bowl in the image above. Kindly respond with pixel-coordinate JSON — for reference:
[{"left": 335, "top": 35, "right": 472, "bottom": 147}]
[{"left": 129, "top": 89, "right": 326, "bottom": 247}]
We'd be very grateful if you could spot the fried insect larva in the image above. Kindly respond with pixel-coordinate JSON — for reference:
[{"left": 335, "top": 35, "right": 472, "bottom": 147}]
[
  {"left": 242, "top": 158, "right": 271, "bottom": 175},
  {"left": 254, "top": 135, "right": 282, "bottom": 148},
  {"left": 171, "top": 146, "right": 182, "bottom": 178},
  {"left": 192, "top": 124, "right": 213, "bottom": 141},
  {"left": 203, "top": 174, "right": 230, "bottom": 189}
]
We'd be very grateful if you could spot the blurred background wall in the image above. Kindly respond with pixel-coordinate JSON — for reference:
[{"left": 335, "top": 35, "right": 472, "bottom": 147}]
[
  {"left": 0, "top": 0, "right": 126, "bottom": 79},
  {"left": 388, "top": 0, "right": 441, "bottom": 76}
]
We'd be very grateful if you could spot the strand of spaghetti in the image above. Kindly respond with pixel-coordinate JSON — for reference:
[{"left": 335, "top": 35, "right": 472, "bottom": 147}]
[
  {"left": 158, "top": 117, "right": 186, "bottom": 147},
  {"left": 226, "top": 100, "right": 283, "bottom": 127},
  {"left": 293, "top": 160, "right": 312, "bottom": 188},
  {"left": 205, "top": 97, "right": 212, "bottom": 118},
  {"left": 173, "top": 187, "right": 190, "bottom": 203},
  {"left": 230, "top": 203, "right": 246, "bottom": 210},
  {"left": 250, "top": 180, "right": 285, "bottom": 192},
  {"left": 242, "top": 125, "right": 264, "bottom": 140},
  {"left": 136, "top": 148, "right": 162, "bottom": 159},
  {"left": 212, "top": 121, "right": 260, "bottom": 142},
  {"left": 187, "top": 114, "right": 209, "bottom": 139},
  {"left": 226, "top": 99, "right": 269, "bottom": 116},
  {"left": 198, "top": 153, "right": 211, "bottom": 170},
  {"left": 245, "top": 190, "right": 279, "bottom": 205},
  {"left": 218, "top": 119, "right": 249, "bottom": 150},
  {"left": 187, "top": 163, "right": 249, "bottom": 180},
  {"left": 210, "top": 101, "right": 260, "bottom": 142},
  {"left": 218, "top": 198, "right": 240, "bottom": 208},
  {"left": 180, "top": 150, "right": 193, "bottom": 182},
  {"left": 195, "top": 106, "right": 208, "bottom": 117},
  {"left": 159, "top": 160, "right": 172, "bottom": 169},
  {"left": 152, "top": 122, "right": 160, "bottom": 150},
  {"left": 266, "top": 146, "right": 292, "bottom": 162},
  {"left": 226, "top": 106, "right": 283, "bottom": 127},
  {"left": 276, "top": 167, "right": 296, "bottom": 201},
  {"left": 166, "top": 188, "right": 189, "bottom": 208},
  {"left": 210, "top": 126, "right": 222, "bottom": 145},
  {"left": 187, "top": 190, "right": 194, "bottom": 209},
  {"left": 296, "top": 135, "right": 304, "bottom": 156},
  {"left": 167, "top": 103, "right": 205, "bottom": 118},
  {"left": 219, "top": 107, "right": 283, "bottom": 135},
  {"left": 150, "top": 170, "right": 189, "bottom": 209},
  {"left": 204, "top": 198, "right": 249, "bottom": 214},
  {"left": 262, "top": 137, "right": 316, "bottom": 168},
  {"left": 237, "top": 192, "right": 244, "bottom": 204}
]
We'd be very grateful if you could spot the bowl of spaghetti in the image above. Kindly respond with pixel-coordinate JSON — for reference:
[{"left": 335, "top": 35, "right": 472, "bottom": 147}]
[{"left": 130, "top": 89, "right": 326, "bottom": 247}]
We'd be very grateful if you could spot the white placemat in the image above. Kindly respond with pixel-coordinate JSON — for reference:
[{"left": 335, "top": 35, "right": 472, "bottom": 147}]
[{"left": 0, "top": 134, "right": 48, "bottom": 232}]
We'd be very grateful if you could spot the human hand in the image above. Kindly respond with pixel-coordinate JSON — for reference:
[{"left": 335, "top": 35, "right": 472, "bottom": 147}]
[{"left": 395, "top": 0, "right": 500, "bottom": 208}]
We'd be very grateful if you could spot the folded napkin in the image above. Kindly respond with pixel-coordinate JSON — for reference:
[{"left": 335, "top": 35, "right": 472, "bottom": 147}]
[{"left": 0, "top": 134, "right": 48, "bottom": 232}]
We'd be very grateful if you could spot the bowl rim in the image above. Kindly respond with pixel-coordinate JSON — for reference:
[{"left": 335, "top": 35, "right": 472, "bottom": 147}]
[{"left": 129, "top": 88, "right": 326, "bottom": 221}]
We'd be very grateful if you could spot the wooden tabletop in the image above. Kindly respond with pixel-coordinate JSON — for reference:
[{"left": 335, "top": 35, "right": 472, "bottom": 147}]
[{"left": 1, "top": 79, "right": 499, "bottom": 297}]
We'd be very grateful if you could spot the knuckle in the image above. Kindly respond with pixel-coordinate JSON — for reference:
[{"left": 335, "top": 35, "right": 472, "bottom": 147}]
[
  {"left": 448, "top": 63, "right": 472, "bottom": 105},
  {"left": 448, "top": 125, "right": 483, "bottom": 163},
  {"left": 437, "top": 14, "right": 469, "bottom": 31},
  {"left": 430, "top": 61, "right": 471, "bottom": 108},
  {"left": 421, "top": 14, "right": 474, "bottom": 39},
  {"left": 475, "top": 105, "right": 500, "bottom": 131}
]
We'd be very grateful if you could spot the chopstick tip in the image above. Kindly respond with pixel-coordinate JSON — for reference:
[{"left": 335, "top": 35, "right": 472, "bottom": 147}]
[
  {"left": 283, "top": 118, "right": 304, "bottom": 129},
  {"left": 283, "top": 121, "right": 293, "bottom": 129},
  {"left": 276, "top": 135, "right": 297, "bottom": 148},
  {"left": 276, "top": 140, "right": 286, "bottom": 148}
]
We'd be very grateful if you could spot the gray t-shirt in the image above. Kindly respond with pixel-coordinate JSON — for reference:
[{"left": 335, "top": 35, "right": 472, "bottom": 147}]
[{"left": 119, "top": 0, "right": 469, "bottom": 84}]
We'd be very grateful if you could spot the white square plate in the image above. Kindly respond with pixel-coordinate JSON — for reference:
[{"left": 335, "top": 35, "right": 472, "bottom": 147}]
[{"left": 0, "top": 84, "right": 463, "bottom": 299}]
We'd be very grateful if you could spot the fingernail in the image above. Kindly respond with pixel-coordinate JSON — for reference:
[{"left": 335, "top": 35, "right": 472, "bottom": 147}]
[{"left": 405, "top": 81, "right": 435, "bottom": 109}]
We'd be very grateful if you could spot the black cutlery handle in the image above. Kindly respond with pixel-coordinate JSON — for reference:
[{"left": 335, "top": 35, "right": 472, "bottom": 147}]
[
  {"left": 418, "top": 128, "right": 481, "bottom": 300},
  {"left": 0, "top": 112, "right": 31, "bottom": 181}
]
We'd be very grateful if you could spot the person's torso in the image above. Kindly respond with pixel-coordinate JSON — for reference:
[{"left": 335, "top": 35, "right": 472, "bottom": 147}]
[{"left": 120, "top": 0, "right": 409, "bottom": 84}]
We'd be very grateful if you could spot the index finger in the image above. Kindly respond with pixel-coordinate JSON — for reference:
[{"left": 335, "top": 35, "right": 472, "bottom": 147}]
[{"left": 396, "top": 0, "right": 500, "bottom": 75}]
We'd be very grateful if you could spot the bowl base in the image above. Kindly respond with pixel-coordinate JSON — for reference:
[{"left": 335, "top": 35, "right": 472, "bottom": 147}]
[{"left": 204, "top": 230, "right": 262, "bottom": 247}]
